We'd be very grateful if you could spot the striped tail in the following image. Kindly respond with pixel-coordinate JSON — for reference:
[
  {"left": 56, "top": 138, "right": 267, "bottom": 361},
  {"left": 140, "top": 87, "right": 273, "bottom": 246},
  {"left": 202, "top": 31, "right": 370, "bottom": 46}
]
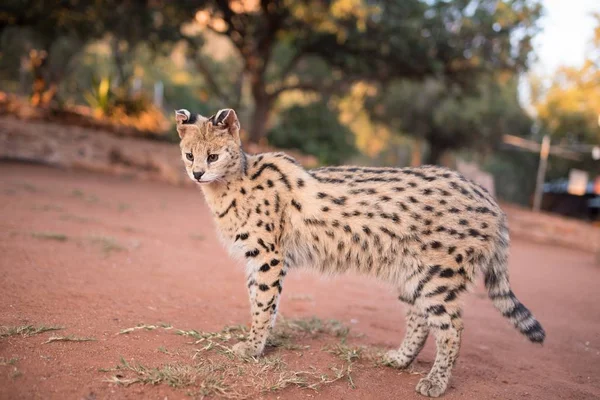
[{"left": 484, "top": 221, "right": 546, "bottom": 343}]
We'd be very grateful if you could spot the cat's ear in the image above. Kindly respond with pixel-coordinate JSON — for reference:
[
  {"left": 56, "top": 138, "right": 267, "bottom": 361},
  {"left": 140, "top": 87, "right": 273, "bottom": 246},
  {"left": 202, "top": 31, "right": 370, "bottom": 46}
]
[
  {"left": 212, "top": 108, "right": 241, "bottom": 144},
  {"left": 174, "top": 109, "right": 196, "bottom": 139},
  {"left": 175, "top": 109, "right": 190, "bottom": 124}
]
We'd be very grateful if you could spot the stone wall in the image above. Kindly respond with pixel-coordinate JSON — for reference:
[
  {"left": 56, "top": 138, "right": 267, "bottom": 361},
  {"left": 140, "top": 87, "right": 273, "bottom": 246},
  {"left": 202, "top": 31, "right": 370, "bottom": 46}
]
[{"left": 0, "top": 115, "right": 317, "bottom": 187}]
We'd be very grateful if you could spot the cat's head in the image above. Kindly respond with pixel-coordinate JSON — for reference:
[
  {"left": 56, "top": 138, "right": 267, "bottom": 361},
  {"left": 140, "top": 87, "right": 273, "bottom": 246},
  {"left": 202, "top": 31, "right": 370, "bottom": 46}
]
[{"left": 175, "top": 108, "right": 245, "bottom": 184}]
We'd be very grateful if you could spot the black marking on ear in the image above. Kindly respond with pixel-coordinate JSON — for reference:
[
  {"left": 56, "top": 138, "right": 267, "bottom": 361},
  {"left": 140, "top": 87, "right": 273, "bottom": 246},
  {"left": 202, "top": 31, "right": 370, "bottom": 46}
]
[
  {"left": 182, "top": 113, "right": 198, "bottom": 125},
  {"left": 215, "top": 109, "right": 230, "bottom": 125},
  {"left": 175, "top": 109, "right": 190, "bottom": 122}
]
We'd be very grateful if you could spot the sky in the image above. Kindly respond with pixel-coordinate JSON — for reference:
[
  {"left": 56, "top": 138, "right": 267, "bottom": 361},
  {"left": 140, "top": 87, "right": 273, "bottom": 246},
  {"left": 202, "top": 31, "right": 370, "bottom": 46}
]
[{"left": 532, "top": 0, "right": 600, "bottom": 74}]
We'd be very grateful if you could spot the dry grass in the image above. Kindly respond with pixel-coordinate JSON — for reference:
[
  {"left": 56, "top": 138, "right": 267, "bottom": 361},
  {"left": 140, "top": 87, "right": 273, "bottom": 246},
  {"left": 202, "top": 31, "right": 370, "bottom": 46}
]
[
  {"left": 60, "top": 214, "right": 94, "bottom": 224},
  {"left": 89, "top": 235, "right": 126, "bottom": 255},
  {"left": 71, "top": 188, "right": 98, "bottom": 203},
  {"left": 325, "top": 343, "right": 363, "bottom": 363},
  {"left": 277, "top": 316, "right": 350, "bottom": 338},
  {"left": 118, "top": 323, "right": 172, "bottom": 335},
  {"left": 104, "top": 317, "right": 374, "bottom": 397},
  {"left": 31, "top": 232, "right": 68, "bottom": 242},
  {"left": 0, "top": 324, "right": 63, "bottom": 338},
  {"left": 104, "top": 354, "right": 355, "bottom": 399},
  {"left": 43, "top": 335, "right": 96, "bottom": 344},
  {"left": 0, "top": 357, "right": 18, "bottom": 366},
  {"left": 31, "top": 204, "right": 63, "bottom": 212}
]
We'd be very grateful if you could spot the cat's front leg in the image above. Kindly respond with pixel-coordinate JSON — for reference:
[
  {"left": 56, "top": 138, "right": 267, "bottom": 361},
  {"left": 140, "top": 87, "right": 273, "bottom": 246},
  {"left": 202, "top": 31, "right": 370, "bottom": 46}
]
[{"left": 233, "top": 248, "right": 286, "bottom": 358}]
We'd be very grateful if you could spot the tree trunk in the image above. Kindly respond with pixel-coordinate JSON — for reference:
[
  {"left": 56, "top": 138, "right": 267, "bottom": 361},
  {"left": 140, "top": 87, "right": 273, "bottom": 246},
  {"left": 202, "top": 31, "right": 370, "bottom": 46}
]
[
  {"left": 248, "top": 71, "right": 272, "bottom": 143},
  {"left": 248, "top": 97, "right": 271, "bottom": 144},
  {"left": 425, "top": 144, "right": 446, "bottom": 165}
]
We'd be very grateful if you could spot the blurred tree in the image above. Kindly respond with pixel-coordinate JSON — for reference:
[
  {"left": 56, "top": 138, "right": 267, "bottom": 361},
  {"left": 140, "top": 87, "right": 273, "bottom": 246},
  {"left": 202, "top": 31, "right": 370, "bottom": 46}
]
[
  {"left": 191, "top": 0, "right": 542, "bottom": 143},
  {"left": 0, "top": 0, "right": 99, "bottom": 105},
  {"left": 366, "top": 76, "right": 532, "bottom": 164},
  {"left": 530, "top": 12, "right": 600, "bottom": 175},
  {"left": 0, "top": 0, "right": 197, "bottom": 105},
  {"left": 267, "top": 101, "right": 357, "bottom": 164},
  {"left": 533, "top": 44, "right": 600, "bottom": 145}
]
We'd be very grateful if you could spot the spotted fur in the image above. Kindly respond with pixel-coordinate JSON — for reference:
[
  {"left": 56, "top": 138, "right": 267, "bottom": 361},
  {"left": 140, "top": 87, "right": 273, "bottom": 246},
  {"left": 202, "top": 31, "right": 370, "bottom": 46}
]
[{"left": 175, "top": 109, "right": 545, "bottom": 398}]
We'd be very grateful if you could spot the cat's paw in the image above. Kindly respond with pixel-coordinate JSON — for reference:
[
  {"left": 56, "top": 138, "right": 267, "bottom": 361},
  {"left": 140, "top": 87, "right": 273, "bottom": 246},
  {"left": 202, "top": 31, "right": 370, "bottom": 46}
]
[
  {"left": 383, "top": 349, "right": 413, "bottom": 369},
  {"left": 232, "top": 341, "right": 261, "bottom": 358},
  {"left": 415, "top": 377, "right": 447, "bottom": 398}
]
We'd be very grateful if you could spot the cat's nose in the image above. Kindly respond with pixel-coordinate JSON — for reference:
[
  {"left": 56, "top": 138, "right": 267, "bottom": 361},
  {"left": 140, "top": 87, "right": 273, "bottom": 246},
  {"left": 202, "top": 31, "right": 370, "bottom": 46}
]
[{"left": 193, "top": 170, "right": 205, "bottom": 181}]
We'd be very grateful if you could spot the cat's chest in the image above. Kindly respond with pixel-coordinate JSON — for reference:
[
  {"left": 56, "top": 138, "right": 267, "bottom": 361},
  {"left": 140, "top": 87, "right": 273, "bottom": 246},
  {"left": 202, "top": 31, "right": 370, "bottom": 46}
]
[{"left": 208, "top": 197, "right": 256, "bottom": 259}]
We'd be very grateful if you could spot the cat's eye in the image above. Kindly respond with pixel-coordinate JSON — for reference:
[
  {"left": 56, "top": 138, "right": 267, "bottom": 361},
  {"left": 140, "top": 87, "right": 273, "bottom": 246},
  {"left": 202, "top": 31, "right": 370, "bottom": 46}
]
[
  {"left": 207, "top": 154, "right": 219, "bottom": 163},
  {"left": 186, "top": 152, "right": 194, "bottom": 161}
]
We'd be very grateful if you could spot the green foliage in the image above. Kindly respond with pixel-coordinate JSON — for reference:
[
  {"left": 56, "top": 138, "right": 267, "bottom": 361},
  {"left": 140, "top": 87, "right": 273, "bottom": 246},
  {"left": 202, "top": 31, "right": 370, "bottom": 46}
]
[
  {"left": 0, "top": 0, "right": 544, "bottom": 168},
  {"left": 529, "top": 12, "right": 600, "bottom": 178},
  {"left": 484, "top": 151, "right": 538, "bottom": 205},
  {"left": 267, "top": 102, "right": 357, "bottom": 165},
  {"left": 84, "top": 77, "right": 112, "bottom": 116},
  {"left": 367, "top": 77, "right": 532, "bottom": 164},
  {"left": 192, "top": 0, "right": 542, "bottom": 142}
]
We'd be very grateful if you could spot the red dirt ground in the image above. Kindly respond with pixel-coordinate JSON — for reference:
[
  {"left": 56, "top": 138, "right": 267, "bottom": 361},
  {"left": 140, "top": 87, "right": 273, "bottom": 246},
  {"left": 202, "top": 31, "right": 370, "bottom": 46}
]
[{"left": 1, "top": 162, "right": 599, "bottom": 400}]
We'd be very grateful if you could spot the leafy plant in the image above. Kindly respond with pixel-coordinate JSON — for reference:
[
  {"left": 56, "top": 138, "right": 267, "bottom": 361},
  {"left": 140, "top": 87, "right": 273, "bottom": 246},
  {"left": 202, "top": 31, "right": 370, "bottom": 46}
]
[{"left": 84, "top": 76, "right": 112, "bottom": 117}]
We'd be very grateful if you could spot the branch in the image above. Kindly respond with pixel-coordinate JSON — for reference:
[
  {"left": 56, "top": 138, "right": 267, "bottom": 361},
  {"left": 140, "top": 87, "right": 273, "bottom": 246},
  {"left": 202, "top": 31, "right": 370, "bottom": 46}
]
[
  {"left": 278, "top": 47, "right": 309, "bottom": 81},
  {"left": 213, "top": 0, "right": 247, "bottom": 52}
]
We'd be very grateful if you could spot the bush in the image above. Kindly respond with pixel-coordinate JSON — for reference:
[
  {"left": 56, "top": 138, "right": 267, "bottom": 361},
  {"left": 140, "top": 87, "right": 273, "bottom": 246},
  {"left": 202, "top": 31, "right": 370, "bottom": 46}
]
[{"left": 267, "top": 102, "right": 357, "bottom": 165}]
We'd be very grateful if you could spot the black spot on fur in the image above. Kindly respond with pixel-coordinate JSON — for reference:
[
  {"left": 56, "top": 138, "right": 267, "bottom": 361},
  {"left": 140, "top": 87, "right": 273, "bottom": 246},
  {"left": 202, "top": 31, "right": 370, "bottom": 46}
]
[
  {"left": 440, "top": 268, "right": 454, "bottom": 278},
  {"left": 259, "top": 263, "right": 270, "bottom": 272},
  {"left": 218, "top": 199, "right": 237, "bottom": 218},
  {"left": 250, "top": 163, "right": 292, "bottom": 189},
  {"left": 426, "top": 286, "right": 448, "bottom": 297},
  {"left": 332, "top": 196, "right": 347, "bottom": 205},
  {"left": 427, "top": 304, "right": 446, "bottom": 315},
  {"left": 291, "top": 199, "right": 302, "bottom": 211},
  {"left": 245, "top": 249, "right": 260, "bottom": 258}
]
